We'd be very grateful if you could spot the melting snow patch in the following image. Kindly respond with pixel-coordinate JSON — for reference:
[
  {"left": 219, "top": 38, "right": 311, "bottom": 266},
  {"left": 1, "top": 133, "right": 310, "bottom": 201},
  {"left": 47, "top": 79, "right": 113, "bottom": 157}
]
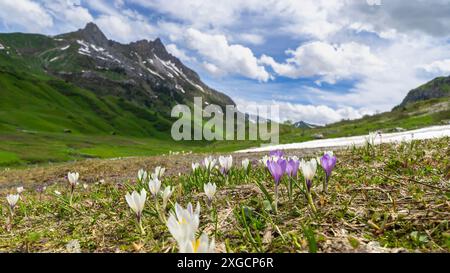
[
  {"left": 175, "top": 84, "right": 186, "bottom": 94},
  {"left": 96, "top": 55, "right": 109, "bottom": 61},
  {"left": 146, "top": 68, "right": 165, "bottom": 80},
  {"left": 236, "top": 125, "right": 450, "bottom": 154},
  {"left": 91, "top": 44, "right": 105, "bottom": 52},
  {"left": 60, "top": 45, "right": 70, "bottom": 50},
  {"left": 0, "top": 43, "right": 4, "bottom": 50},
  {"left": 50, "top": 56, "right": 60, "bottom": 62}
]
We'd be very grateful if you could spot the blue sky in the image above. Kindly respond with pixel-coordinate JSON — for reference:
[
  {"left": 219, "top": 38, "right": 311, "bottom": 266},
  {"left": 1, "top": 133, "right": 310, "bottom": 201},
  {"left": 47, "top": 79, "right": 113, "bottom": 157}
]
[{"left": 1, "top": 0, "right": 450, "bottom": 124}]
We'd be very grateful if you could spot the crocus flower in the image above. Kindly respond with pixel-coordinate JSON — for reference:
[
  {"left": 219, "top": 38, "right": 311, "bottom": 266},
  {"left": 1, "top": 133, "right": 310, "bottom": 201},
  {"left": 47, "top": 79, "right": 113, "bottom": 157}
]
[
  {"left": 267, "top": 159, "right": 286, "bottom": 185},
  {"left": 219, "top": 155, "right": 233, "bottom": 175},
  {"left": 6, "top": 194, "right": 19, "bottom": 210},
  {"left": 203, "top": 182, "right": 217, "bottom": 206},
  {"left": 137, "top": 169, "right": 148, "bottom": 182},
  {"left": 203, "top": 156, "right": 217, "bottom": 172},
  {"left": 16, "top": 187, "right": 24, "bottom": 194},
  {"left": 125, "top": 189, "right": 147, "bottom": 234},
  {"left": 267, "top": 159, "right": 286, "bottom": 213},
  {"left": 286, "top": 158, "right": 300, "bottom": 178},
  {"left": 259, "top": 155, "right": 270, "bottom": 165},
  {"left": 179, "top": 233, "right": 215, "bottom": 253},
  {"left": 269, "top": 150, "right": 284, "bottom": 158},
  {"left": 68, "top": 172, "right": 79, "bottom": 190},
  {"left": 300, "top": 159, "right": 317, "bottom": 191},
  {"left": 167, "top": 202, "right": 201, "bottom": 250},
  {"left": 162, "top": 186, "right": 173, "bottom": 209},
  {"left": 148, "top": 177, "right": 161, "bottom": 198},
  {"left": 67, "top": 172, "right": 79, "bottom": 205},
  {"left": 151, "top": 166, "right": 166, "bottom": 180},
  {"left": 300, "top": 159, "right": 318, "bottom": 213},
  {"left": 192, "top": 163, "right": 200, "bottom": 172},
  {"left": 125, "top": 189, "right": 147, "bottom": 218},
  {"left": 242, "top": 158, "right": 250, "bottom": 171},
  {"left": 320, "top": 151, "right": 337, "bottom": 193},
  {"left": 366, "top": 132, "right": 377, "bottom": 146}
]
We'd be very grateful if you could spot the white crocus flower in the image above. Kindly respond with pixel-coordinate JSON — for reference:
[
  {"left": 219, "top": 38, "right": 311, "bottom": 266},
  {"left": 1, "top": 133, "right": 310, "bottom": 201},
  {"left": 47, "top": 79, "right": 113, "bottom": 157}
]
[
  {"left": 125, "top": 189, "right": 147, "bottom": 219},
  {"left": 148, "top": 177, "right": 162, "bottom": 198},
  {"left": 152, "top": 166, "right": 166, "bottom": 180},
  {"left": 203, "top": 156, "right": 217, "bottom": 171},
  {"left": 219, "top": 155, "right": 233, "bottom": 173},
  {"left": 203, "top": 183, "right": 217, "bottom": 206},
  {"left": 179, "top": 233, "right": 216, "bottom": 253},
  {"left": 300, "top": 159, "right": 318, "bottom": 183},
  {"left": 259, "top": 155, "right": 270, "bottom": 165},
  {"left": 192, "top": 162, "right": 200, "bottom": 172},
  {"left": 301, "top": 158, "right": 318, "bottom": 179},
  {"left": 366, "top": 132, "right": 377, "bottom": 146},
  {"left": 6, "top": 194, "right": 19, "bottom": 209},
  {"left": 137, "top": 169, "right": 148, "bottom": 182},
  {"left": 242, "top": 159, "right": 250, "bottom": 170},
  {"left": 167, "top": 202, "right": 201, "bottom": 248},
  {"left": 16, "top": 187, "right": 24, "bottom": 194},
  {"left": 54, "top": 190, "right": 61, "bottom": 195},
  {"left": 162, "top": 186, "right": 173, "bottom": 209},
  {"left": 68, "top": 172, "right": 79, "bottom": 189}
]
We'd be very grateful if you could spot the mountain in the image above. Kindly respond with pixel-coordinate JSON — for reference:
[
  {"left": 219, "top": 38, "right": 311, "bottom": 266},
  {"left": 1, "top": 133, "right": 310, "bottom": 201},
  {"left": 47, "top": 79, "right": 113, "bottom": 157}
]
[
  {"left": 0, "top": 23, "right": 235, "bottom": 138},
  {"left": 397, "top": 75, "right": 450, "bottom": 108},
  {"left": 293, "top": 121, "right": 322, "bottom": 129}
]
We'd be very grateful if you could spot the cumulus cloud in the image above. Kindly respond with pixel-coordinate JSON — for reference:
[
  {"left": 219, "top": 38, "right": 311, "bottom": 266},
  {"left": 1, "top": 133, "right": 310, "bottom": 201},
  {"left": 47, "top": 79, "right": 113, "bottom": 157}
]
[
  {"left": 41, "top": 0, "right": 93, "bottom": 32},
  {"left": 236, "top": 33, "right": 265, "bottom": 45},
  {"left": 417, "top": 59, "right": 450, "bottom": 77},
  {"left": 0, "top": 0, "right": 53, "bottom": 32},
  {"left": 166, "top": 43, "right": 195, "bottom": 62},
  {"left": 235, "top": 98, "right": 373, "bottom": 125},
  {"left": 182, "top": 28, "right": 271, "bottom": 82},
  {"left": 260, "top": 41, "right": 384, "bottom": 84}
]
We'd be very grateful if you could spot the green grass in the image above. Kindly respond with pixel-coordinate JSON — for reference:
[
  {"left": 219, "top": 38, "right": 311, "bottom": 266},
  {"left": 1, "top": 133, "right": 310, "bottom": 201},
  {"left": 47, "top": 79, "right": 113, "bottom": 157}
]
[{"left": 0, "top": 138, "right": 448, "bottom": 253}]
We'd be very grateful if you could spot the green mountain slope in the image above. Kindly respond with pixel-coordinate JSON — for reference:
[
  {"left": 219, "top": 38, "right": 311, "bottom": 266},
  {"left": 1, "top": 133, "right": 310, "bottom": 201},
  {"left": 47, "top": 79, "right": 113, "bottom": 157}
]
[
  {"left": 281, "top": 97, "right": 450, "bottom": 144},
  {"left": 0, "top": 69, "right": 172, "bottom": 137},
  {"left": 398, "top": 75, "right": 450, "bottom": 107}
]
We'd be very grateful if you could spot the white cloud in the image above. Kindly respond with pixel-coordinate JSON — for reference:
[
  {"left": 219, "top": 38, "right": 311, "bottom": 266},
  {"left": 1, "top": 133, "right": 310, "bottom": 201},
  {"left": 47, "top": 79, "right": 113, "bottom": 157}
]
[
  {"left": 0, "top": 0, "right": 53, "bottom": 31},
  {"left": 182, "top": 28, "right": 271, "bottom": 82},
  {"left": 417, "top": 59, "right": 450, "bottom": 77},
  {"left": 260, "top": 41, "right": 384, "bottom": 84},
  {"left": 166, "top": 43, "right": 195, "bottom": 62},
  {"left": 236, "top": 33, "right": 265, "bottom": 45},
  {"left": 234, "top": 98, "right": 373, "bottom": 125},
  {"left": 42, "top": 0, "right": 93, "bottom": 32},
  {"left": 84, "top": 0, "right": 157, "bottom": 43}
]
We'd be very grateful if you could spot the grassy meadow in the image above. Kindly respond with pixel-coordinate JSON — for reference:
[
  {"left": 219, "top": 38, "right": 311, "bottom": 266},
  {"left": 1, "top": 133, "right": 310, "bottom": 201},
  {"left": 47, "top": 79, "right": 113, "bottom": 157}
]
[{"left": 0, "top": 137, "right": 448, "bottom": 253}]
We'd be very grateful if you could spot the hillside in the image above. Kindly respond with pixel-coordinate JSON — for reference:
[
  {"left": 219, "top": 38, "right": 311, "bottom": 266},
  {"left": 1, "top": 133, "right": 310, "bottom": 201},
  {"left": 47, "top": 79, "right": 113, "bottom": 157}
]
[
  {"left": 0, "top": 24, "right": 253, "bottom": 166},
  {"left": 0, "top": 23, "right": 234, "bottom": 115},
  {"left": 397, "top": 75, "right": 450, "bottom": 107},
  {"left": 281, "top": 97, "right": 450, "bottom": 144}
]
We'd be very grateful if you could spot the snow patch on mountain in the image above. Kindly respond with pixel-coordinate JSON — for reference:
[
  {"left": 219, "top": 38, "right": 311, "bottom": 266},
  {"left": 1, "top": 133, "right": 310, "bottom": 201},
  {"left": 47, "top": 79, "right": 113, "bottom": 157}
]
[{"left": 50, "top": 56, "right": 61, "bottom": 62}]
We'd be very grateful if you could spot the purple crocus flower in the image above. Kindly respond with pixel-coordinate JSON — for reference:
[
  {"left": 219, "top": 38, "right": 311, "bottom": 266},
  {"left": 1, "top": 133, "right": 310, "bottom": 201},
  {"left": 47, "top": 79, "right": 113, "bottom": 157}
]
[
  {"left": 269, "top": 150, "right": 284, "bottom": 158},
  {"left": 267, "top": 158, "right": 286, "bottom": 213},
  {"left": 286, "top": 159, "right": 300, "bottom": 178},
  {"left": 320, "top": 152, "right": 337, "bottom": 193},
  {"left": 267, "top": 159, "right": 286, "bottom": 185}
]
